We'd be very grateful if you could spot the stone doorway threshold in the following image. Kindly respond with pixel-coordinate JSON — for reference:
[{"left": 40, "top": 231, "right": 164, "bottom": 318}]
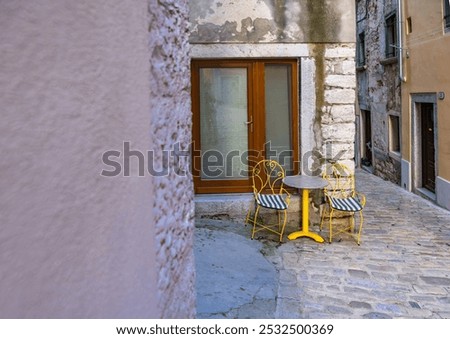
[{"left": 195, "top": 193, "right": 301, "bottom": 223}]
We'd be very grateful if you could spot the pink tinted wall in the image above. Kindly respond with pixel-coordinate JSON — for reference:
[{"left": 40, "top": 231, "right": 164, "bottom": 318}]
[{"left": 0, "top": 0, "right": 158, "bottom": 317}]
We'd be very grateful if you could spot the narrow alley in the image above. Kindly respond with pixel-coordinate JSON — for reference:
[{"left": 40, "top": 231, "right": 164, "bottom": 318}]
[{"left": 195, "top": 170, "right": 450, "bottom": 319}]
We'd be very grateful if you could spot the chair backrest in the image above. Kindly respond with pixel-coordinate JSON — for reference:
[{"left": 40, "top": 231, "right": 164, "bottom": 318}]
[
  {"left": 322, "top": 162, "right": 356, "bottom": 199},
  {"left": 251, "top": 160, "right": 285, "bottom": 195}
]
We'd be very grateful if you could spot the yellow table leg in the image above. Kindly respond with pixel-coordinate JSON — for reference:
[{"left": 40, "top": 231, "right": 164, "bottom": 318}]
[{"left": 288, "top": 188, "right": 325, "bottom": 243}]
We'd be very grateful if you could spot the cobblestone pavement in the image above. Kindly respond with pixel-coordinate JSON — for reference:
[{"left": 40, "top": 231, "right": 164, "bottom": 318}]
[{"left": 195, "top": 169, "right": 450, "bottom": 319}]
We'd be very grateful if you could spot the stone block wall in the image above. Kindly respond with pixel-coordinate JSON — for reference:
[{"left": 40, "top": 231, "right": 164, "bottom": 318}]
[
  {"left": 309, "top": 44, "right": 357, "bottom": 229},
  {"left": 315, "top": 44, "right": 357, "bottom": 174}
]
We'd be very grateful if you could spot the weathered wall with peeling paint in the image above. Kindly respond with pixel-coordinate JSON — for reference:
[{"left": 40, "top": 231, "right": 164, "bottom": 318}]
[
  {"left": 190, "top": 0, "right": 358, "bottom": 228},
  {"left": 356, "top": 0, "right": 401, "bottom": 184},
  {"left": 190, "top": 0, "right": 355, "bottom": 43},
  {"left": 190, "top": 0, "right": 357, "bottom": 175}
]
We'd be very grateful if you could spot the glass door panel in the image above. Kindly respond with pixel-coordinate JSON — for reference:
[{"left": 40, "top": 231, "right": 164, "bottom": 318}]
[
  {"left": 199, "top": 68, "right": 249, "bottom": 180},
  {"left": 192, "top": 59, "right": 298, "bottom": 193},
  {"left": 264, "top": 64, "right": 294, "bottom": 175}
]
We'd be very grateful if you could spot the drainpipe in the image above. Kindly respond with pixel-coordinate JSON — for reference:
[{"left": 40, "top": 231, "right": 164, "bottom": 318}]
[{"left": 398, "top": 0, "right": 407, "bottom": 82}]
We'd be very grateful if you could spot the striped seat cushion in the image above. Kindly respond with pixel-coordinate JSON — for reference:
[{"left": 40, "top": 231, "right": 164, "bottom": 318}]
[
  {"left": 329, "top": 196, "right": 363, "bottom": 212},
  {"left": 256, "top": 193, "right": 288, "bottom": 210}
]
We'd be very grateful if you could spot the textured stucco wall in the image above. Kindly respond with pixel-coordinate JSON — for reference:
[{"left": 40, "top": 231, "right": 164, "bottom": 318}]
[
  {"left": 356, "top": 0, "right": 401, "bottom": 184},
  {"left": 149, "top": 0, "right": 196, "bottom": 318},
  {"left": 402, "top": 0, "right": 450, "bottom": 209},
  {"left": 403, "top": 0, "right": 450, "bottom": 180},
  {"left": 190, "top": 0, "right": 356, "bottom": 43},
  {"left": 0, "top": 0, "right": 195, "bottom": 318}
]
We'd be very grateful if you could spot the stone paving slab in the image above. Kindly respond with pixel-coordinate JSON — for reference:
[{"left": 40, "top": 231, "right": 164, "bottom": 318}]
[
  {"left": 195, "top": 223, "right": 278, "bottom": 318},
  {"left": 195, "top": 170, "right": 450, "bottom": 319}
]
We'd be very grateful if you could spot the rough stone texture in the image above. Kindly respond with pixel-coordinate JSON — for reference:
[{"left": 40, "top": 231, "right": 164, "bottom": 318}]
[
  {"left": 149, "top": 0, "right": 196, "bottom": 318},
  {"left": 356, "top": 0, "right": 401, "bottom": 184},
  {"left": 189, "top": 0, "right": 356, "bottom": 43},
  {"left": 312, "top": 44, "right": 357, "bottom": 178},
  {"left": 0, "top": 0, "right": 157, "bottom": 318},
  {"left": 311, "top": 52, "right": 358, "bottom": 229}
]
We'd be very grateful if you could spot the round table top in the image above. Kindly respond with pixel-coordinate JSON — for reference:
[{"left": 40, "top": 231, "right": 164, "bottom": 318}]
[{"left": 283, "top": 175, "right": 328, "bottom": 189}]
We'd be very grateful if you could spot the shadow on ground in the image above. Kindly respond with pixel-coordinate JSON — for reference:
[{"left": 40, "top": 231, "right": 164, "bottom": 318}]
[{"left": 195, "top": 217, "right": 281, "bottom": 318}]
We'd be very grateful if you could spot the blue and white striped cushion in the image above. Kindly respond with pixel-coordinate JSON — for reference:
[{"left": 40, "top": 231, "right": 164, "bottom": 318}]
[
  {"left": 329, "top": 196, "right": 363, "bottom": 212},
  {"left": 256, "top": 193, "right": 288, "bottom": 210}
]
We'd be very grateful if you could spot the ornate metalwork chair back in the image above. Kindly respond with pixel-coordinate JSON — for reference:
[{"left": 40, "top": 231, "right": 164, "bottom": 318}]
[
  {"left": 321, "top": 162, "right": 366, "bottom": 245},
  {"left": 245, "top": 159, "right": 290, "bottom": 242},
  {"left": 252, "top": 160, "right": 285, "bottom": 195}
]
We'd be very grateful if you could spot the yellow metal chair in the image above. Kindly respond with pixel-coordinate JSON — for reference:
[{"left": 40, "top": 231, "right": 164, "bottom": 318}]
[
  {"left": 320, "top": 162, "right": 366, "bottom": 245},
  {"left": 245, "top": 159, "right": 291, "bottom": 242}
]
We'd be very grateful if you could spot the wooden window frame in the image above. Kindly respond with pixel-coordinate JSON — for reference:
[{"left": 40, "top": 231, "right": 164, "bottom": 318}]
[
  {"left": 385, "top": 12, "right": 397, "bottom": 59},
  {"left": 191, "top": 59, "right": 299, "bottom": 194}
]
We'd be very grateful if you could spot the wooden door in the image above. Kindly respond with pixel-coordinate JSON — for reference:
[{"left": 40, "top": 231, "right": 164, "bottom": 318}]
[{"left": 420, "top": 103, "right": 436, "bottom": 193}]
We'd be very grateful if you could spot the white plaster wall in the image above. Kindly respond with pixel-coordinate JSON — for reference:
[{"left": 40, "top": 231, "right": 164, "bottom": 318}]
[{"left": 0, "top": 0, "right": 158, "bottom": 318}]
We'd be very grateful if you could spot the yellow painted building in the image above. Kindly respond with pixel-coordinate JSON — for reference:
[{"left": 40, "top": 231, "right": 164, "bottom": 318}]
[{"left": 400, "top": 0, "right": 450, "bottom": 209}]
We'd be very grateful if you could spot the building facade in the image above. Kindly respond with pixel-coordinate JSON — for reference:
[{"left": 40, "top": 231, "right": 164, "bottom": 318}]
[
  {"left": 355, "top": 0, "right": 402, "bottom": 184},
  {"left": 0, "top": 0, "right": 365, "bottom": 318},
  {"left": 356, "top": 0, "right": 450, "bottom": 210},
  {"left": 401, "top": 0, "right": 450, "bottom": 210},
  {"left": 190, "top": 0, "right": 358, "bottom": 196}
]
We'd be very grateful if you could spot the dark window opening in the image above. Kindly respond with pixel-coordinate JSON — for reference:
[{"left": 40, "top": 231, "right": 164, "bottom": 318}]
[
  {"left": 357, "top": 32, "right": 366, "bottom": 66},
  {"left": 361, "top": 110, "right": 372, "bottom": 167},
  {"left": 385, "top": 13, "right": 397, "bottom": 58},
  {"left": 389, "top": 115, "right": 400, "bottom": 154}
]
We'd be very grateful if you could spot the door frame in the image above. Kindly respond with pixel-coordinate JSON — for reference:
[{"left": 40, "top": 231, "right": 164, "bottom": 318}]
[
  {"left": 191, "top": 58, "right": 299, "bottom": 193},
  {"left": 411, "top": 93, "right": 438, "bottom": 200}
]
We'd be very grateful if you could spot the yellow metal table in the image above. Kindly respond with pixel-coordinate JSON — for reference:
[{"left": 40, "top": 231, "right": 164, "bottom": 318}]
[{"left": 283, "top": 175, "right": 328, "bottom": 243}]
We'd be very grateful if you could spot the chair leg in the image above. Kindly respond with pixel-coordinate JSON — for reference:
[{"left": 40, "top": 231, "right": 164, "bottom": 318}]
[
  {"left": 277, "top": 210, "right": 281, "bottom": 232},
  {"left": 319, "top": 206, "right": 326, "bottom": 231},
  {"left": 251, "top": 205, "right": 261, "bottom": 240},
  {"left": 279, "top": 210, "right": 288, "bottom": 243},
  {"left": 320, "top": 204, "right": 327, "bottom": 231},
  {"left": 245, "top": 209, "right": 251, "bottom": 225},
  {"left": 328, "top": 209, "right": 334, "bottom": 243},
  {"left": 356, "top": 210, "right": 364, "bottom": 245},
  {"left": 350, "top": 213, "right": 355, "bottom": 233},
  {"left": 245, "top": 201, "right": 257, "bottom": 226}
]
